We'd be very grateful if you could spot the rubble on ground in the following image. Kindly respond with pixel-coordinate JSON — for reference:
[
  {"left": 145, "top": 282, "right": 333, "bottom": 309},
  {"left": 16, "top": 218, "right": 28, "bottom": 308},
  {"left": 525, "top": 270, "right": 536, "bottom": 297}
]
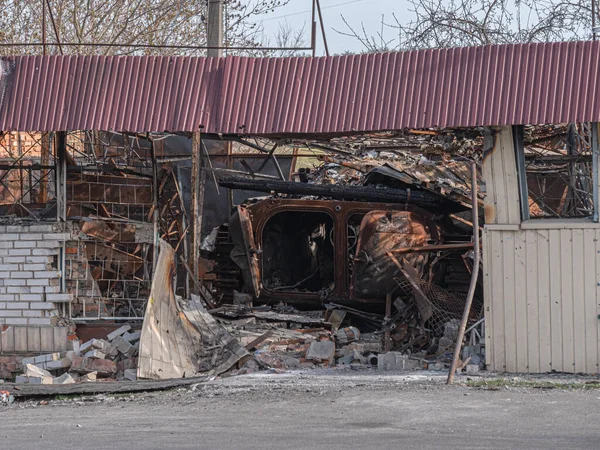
[{"left": 13, "top": 326, "right": 141, "bottom": 385}]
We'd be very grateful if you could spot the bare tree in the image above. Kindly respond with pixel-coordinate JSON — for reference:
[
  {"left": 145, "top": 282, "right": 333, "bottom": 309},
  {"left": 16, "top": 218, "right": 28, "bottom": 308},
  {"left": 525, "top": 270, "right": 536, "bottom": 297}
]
[
  {"left": 335, "top": 0, "right": 594, "bottom": 52},
  {"left": 0, "top": 0, "right": 291, "bottom": 56}
]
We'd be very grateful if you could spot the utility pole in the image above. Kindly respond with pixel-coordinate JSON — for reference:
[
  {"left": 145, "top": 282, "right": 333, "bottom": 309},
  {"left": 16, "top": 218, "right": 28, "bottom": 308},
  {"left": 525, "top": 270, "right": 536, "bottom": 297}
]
[
  {"left": 42, "top": 0, "right": 46, "bottom": 55},
  {"left": 207, "top": 0, "right": 223, "bottom": 57}
]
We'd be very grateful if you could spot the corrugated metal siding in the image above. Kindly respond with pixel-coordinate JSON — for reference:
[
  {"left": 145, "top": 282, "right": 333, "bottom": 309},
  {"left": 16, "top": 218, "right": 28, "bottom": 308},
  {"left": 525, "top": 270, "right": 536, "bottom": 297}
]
[
  {"left": 484, "top": 226, "right": 600, "bottom": 374},
  {"left": 1, "top": 41, "right": 600, "bottom": 133},
  {"left": 482, "top": 126, "right": 521, "bottom": 224}
]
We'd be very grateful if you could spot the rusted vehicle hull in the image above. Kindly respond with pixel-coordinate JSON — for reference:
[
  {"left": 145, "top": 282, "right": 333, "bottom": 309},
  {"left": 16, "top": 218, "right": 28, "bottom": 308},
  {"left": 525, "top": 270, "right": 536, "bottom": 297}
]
[{"left": 216, "top": 198, "right": 453, "bottom": 309}]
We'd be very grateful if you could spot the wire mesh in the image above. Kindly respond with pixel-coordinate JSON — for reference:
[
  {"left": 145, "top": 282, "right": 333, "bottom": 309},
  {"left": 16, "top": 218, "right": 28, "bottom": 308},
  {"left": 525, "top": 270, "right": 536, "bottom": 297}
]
[{"left": 393, "top": 275, "right": 484, "bottom": 356}]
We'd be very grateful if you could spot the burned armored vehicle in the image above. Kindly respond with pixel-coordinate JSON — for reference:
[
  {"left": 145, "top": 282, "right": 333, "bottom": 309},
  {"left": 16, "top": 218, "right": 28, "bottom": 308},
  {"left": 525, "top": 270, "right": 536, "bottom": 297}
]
[{"left": 206, "top": 163, "right": 482, "bottom": 313}]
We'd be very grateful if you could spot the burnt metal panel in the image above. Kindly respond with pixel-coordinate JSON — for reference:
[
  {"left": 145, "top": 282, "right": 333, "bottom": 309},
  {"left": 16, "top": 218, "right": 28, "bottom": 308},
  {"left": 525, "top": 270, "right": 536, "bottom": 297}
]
[{"left": 1, "top": 41, "right": 600, "bottom": 134}]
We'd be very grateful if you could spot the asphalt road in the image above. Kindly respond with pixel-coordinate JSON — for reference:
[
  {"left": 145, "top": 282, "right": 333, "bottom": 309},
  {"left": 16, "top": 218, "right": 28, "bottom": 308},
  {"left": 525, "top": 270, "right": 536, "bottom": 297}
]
[{"left": 1, "top": 372, "right": 600, "bottom": 449}]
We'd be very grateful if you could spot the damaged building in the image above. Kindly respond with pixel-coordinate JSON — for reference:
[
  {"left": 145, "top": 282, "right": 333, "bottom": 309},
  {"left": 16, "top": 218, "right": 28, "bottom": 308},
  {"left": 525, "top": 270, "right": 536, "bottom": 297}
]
[{"left": 0, "top": 41, "right": 598, "bottom": 386}]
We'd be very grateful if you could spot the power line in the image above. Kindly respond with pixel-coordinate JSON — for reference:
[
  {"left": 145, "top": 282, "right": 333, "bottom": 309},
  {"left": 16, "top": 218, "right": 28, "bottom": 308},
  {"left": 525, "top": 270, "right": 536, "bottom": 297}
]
[{"left": 255, "top": 0, "right": 367, "bottom": 23}]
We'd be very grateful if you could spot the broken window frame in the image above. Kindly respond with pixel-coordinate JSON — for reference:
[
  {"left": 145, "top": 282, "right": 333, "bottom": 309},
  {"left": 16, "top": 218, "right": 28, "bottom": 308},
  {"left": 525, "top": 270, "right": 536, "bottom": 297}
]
[{"left": 515, "top": 123, "right": 600, "bottom": 222}]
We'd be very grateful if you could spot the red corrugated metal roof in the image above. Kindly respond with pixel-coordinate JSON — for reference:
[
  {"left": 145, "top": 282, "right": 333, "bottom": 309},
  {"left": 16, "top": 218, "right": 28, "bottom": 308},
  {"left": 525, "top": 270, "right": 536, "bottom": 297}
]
[{"left": 1, "top": 41, "right": 599, "bottom": 134}]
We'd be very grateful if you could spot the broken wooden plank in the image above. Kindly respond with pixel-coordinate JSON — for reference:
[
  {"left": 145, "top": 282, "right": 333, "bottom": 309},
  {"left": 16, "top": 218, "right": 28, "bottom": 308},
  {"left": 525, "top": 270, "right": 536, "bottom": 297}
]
[
  {"left": 244, "top": 330, "right": 274, "bottom": 351},
  {"left": 3, "top": 376, "right": 209, "bottom": 398}
]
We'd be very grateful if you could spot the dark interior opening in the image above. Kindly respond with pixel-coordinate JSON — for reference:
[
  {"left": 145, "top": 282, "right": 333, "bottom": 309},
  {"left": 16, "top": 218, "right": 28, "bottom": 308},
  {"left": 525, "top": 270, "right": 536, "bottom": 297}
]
[{"left": 262, "top": 211, "right": 335, "bottom": 292}]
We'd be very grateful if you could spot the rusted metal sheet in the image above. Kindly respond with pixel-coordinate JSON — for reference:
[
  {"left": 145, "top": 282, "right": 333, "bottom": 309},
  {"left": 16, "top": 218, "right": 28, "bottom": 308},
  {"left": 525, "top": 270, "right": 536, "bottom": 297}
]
[
  {"left": 237, "top": 205, "right": 261, "bottom": 298},
  {"left": 351, "top": 211, "right": 433, "bottom": 298},
  {"left": 2, "top": 41, "right": 600, "bottom": 134}
]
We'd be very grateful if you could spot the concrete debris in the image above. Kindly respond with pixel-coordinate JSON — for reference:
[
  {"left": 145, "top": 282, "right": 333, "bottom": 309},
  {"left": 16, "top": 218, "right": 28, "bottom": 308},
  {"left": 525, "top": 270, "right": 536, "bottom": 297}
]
[
  {"left": 15, "top": 375, "right": 53, "bottom": 385},
  {"left": 306, "top": 340, "right": 336, "bottom": 362},
  {"left": 84, "top": 350, "right": 106, "bottom": 360},
  {"left": 79, "top": 372, "right": 97, "bottom": 382},
  {"left": 24, "top": 364, "right": 52, "bottom": 378},
  {"left": 123, "top": 369, "right": 137, "bottom": 381},
  {"left": 53, "top": 372, "right": 77, "bottom": 385},
  {"left": 122, "top": 331, "right": 141, "bottom": 344},
  {"left": 70, "top": 356, "right": 117, "bottom": 377},
  {"left": 106, "top": 324, "right": 131, "bottom": 342},
  {"left": 333, "top": 327, "right": 360, "bottom": 345},
  {"left": 377, "top": 352, "right": 421, "bottom": 371},
  {"left": 14, "top": 325, "right": 141, "bottom": 384}
]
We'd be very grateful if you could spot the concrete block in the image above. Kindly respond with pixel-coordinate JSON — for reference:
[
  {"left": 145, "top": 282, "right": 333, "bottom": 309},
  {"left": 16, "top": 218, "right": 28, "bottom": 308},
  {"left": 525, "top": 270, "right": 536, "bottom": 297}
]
[
  {"left": 26, "top": 279, "right": 51, "bottom": 286},
  {"left": 112, "top": 336, "right": 136, "bottom": 357},
  {"left": 33, "top": 271, "right": 60, "bottom": 279},
  {"left": 79, "top": 340, "right": 94, "bottom": 353},
  {"left": 23, "top": 310, "right": 43, "bottom": 317},
  {"left": 79, "top": 372, "right": 97, "bottom": 382},
  {"left": 107, "top": 324, "right": 131, "bottom": 341},
  {"left": 0, "top": 242, "right": 13, "bottom": 249},
  {"left": 377, "top": 352, "right": 422, "bottom": 371},
  {"left": 4, "top": 279, "right": 26, "bottom": 287},
  {"left": 53, "top": 372, "right": 77, "bottom": 384},
  {"left": 6, "top": 302, "right": 30, "bottom": 310},
  {"left": 43, "top": 233, "right": 70, "bottom": 241},
  {"left": 0, "top": 234, "right": 19, "bottom": 241},
  {"left": 7, "top": 287, "right": 30, "bottom": 294},
  {"left": 116, "top": 357, "right": 137, "bottom": 374},
  {"left": 24, "top": 363, "right": 52, "bottom": 377},
  {"left": 122, "top": 331, "right": 141, "bottom": 343},
  {"left": 4, "top": 318, "right": 27, "bottom": 325},
  {"left": 67, "top": 340, "right": 81, "bottom": 356},
  {"left": 15, "top": 375, "right": 53, "bottom": 384},
  {"left": 70, "top": 356, "right": 116, "bottom": 376},
  {"left": 306, "top": 340, "right": 335, "bottom": 361},
  {"left": 0, "top": 294, "right": 14, "bottom": 302},
  {"left": 28, "top": 302, "right": 54, "bottom": 310},
  {"left": 0, "top": 310, "right": 22, "bottom": 317},
  {"left": 18, "top": 233, "right": 43, "bottom": 241},
  {"left": 465, "top": 364, "right": 480, "bottom": 374},
  {"left": 10, "top": 271, "right": 33, "bottom": 278},
  {"left": 45, "top": 358, "right": 72, "bottom": 370},
  {"left": 0, "top": 264, "right": 19, "bottom": 271},
  {"left": 32, "top": 248, "right": 59, "bottom": 256},
  {"left": 428, "top": 363, "right": 445, "bottom": 371},
  {"left": 20, "top": 294, "right": 44, "bottom": 301},
  {"left": 3, "top": 256, "right": 27, "bottom": 264},
  {"left": 8, "top": 249, "right": 31, "bottom": 256},
  {"left": 22, "top": 264, "right": 47, "bottom": 271},
  {"left": 123, "top": 369, "right": 137, "bottom": 381},
  {"left": 25, "top": 225, "right": 55, "bottom": 233},
  {"left": 14, "top": 241, "right": 36, "bottom": 248},
  {"left": 84, "top": 350, "right": 106, "bottom": 360},
  {"left": 28, "top": 318, "right": 53, "bottom": 326},
  {"left": 46, "top": 293, "right": 72, "bottom": 303},
  {"left": 36, "top": 241, "right": 60, "bottom": 249},
  {"left": 32, "top": 353, "right": 61, "bottom": 363}
]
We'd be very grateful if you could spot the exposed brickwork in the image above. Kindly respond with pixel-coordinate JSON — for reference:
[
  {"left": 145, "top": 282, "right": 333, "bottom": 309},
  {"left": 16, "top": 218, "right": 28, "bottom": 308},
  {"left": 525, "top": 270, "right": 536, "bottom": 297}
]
[{"left": 0, "top": 224, "right": 71, "bottom": 326}]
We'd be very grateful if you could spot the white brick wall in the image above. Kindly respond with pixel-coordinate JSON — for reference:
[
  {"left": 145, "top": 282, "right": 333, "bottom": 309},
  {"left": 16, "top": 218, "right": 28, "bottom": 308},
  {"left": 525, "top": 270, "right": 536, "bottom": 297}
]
[{"left": 0, "top": 223, "right": 70, "bottom": 326}]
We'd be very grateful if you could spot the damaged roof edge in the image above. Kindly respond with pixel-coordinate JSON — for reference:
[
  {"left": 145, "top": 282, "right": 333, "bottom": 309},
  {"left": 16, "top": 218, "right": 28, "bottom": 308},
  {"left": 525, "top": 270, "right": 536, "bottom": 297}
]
[{"left": 1, "top": 41, "right": 599, "bottom": 133}]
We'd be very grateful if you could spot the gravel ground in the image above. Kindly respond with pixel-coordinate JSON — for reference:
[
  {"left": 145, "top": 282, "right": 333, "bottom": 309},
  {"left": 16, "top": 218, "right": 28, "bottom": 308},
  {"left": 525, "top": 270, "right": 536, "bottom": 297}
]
[{"left": 1, "top": 369, "right": 600, "bottom": 449}]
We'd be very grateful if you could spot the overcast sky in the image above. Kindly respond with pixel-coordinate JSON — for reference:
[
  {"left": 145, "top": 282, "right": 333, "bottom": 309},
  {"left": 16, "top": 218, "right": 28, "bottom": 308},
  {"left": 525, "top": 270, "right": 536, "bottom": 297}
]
[{"left": 252, "top": 0, "right": 406, "bottom": 55}]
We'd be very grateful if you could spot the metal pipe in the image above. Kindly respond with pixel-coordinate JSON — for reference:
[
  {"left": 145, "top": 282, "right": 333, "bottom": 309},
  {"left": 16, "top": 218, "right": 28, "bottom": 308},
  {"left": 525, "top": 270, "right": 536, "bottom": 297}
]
[
  {"left": 311, "top": 0, "right": 317, "bottom": 57},
  {"left": 45, "top": 0, "right": 63, "bottom": 54},
  {"left": 594, "top": 0, "right": 597, "bottom": 41},
  {"left": 217, "top": 176, "right": 443, "bottom": 205},
  {"left": 390, "top": 243, "right": 474, "bottom": 254},
  {"left": 446, "top": 161, "right": 480, "bottom": 385},
  {"left": 42, "top": 0, "right": 46, "bottom": 55},
  {"left": 315, "top": 0, "right": 330, "bottom": 56}
]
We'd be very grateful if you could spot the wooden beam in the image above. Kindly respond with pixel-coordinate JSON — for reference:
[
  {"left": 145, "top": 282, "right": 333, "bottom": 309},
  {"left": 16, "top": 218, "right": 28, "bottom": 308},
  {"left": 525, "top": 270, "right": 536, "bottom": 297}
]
[{"left": 190, "top": 132, "right": 206, "bottom": 294}]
